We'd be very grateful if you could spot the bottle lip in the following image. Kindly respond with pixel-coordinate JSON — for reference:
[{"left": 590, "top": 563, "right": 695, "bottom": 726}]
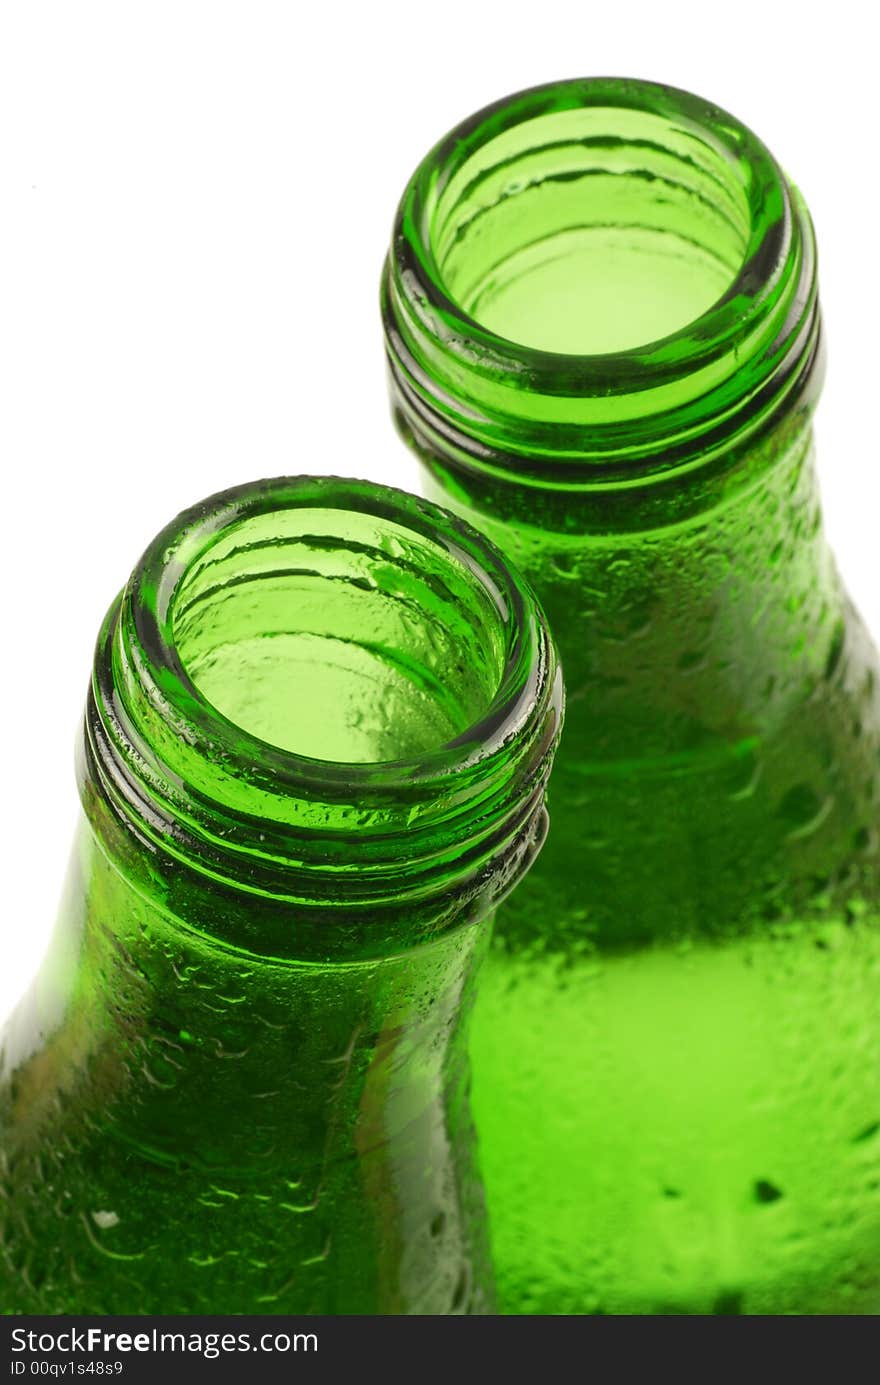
[
  {"left": 383, "top": 76, "right": 822, "bottom": 490},
  {"left": 83, "top": 476, "right": 562, "bottom": 919}
]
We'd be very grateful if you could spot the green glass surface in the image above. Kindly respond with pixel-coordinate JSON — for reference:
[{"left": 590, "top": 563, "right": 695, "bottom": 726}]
[
  {"left": 0, "top": 477, "right": 562, "bottom": 1313},
  {"left": 383, "top": 77, "right": 880, "bottom": 1314}
]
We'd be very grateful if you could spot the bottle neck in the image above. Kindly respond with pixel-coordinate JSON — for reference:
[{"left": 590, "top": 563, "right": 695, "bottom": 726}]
[
  {"left": 422, "top": 415, "right": 842, "bottom": 767},
  {"left": 82, "top": 476, "right": 560, "bottom": 961},
  {"left": 383, "top": 75, "right": 827, "bottom": 757},
  {"left": 421, "top": 414, "right": 880, "bottom": 955},
  {"left": 3, "top": 818, "right": 486, "bottom": 1162}
]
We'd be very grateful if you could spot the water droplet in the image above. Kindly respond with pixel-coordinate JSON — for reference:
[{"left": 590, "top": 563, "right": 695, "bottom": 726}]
[
  {"left": 767, "top": 540, "right": 784, "bottom": 567},
  {"left": 550, "top": 554, "right": 581, "bottom": 581},
  {"left": 824, "top": 621, "right": 846, "bottom": 680},
  {"left": 91, "top": 1210, "right": 120, "bottom": 1229},
  {"left": 754, "top": 1179, "right": 783, "bottom": 1204},
  {"left": 851, "top": 1121, "right": 880, "bottom": 1145},
  {"left": 713, "top": 1289, "right": 744, "bottom": 1314},
  {"left": 852, "top": 826, "right": 873, "bottom": 852},
  {"left": 450, "top": 1266, "right": 469, "bottom": 1311},
  {"left": 725, "top": 748, "right": 761, "bottom": 802},
  {"left": 677, "top": 650, "right": 704, "bottom": 672},
  {"left": 777, "top": 784, "right": 832, "bottom": 840}
]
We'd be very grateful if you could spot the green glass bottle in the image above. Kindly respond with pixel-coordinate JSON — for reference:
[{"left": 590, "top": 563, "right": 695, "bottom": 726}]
[
  {"left": 0, "top": 476, "right": 561, "bottom": 1314},
  {"left": 383, "top": 77, "right": 880, "bottom": 1314}
]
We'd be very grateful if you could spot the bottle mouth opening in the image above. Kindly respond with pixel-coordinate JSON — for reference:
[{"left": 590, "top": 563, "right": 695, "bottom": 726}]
[
  {"left": 170, "top": 502, "right": 509, "bottom": 765},
  {"left": 426, "top": 87, "right": 755, "bottom": 359},
  {"left": 383, "top": 77, "right": 821, "bottom": 493},
  {"left": 84, "top": 477, "right": 561, "bottom": 922}
]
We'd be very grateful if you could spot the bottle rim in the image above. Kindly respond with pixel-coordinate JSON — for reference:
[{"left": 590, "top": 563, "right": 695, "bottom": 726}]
[
  {"left": 82, "top": 476, "right": 562, "bottom": 925},
  {"left": 382, "top": 76, "right": 822, "bottom": 491}
]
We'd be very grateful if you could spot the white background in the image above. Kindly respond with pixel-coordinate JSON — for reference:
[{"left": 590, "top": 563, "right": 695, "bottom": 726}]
[{"left": 1, "top": 1, "right": 877, "bottom": 1021}]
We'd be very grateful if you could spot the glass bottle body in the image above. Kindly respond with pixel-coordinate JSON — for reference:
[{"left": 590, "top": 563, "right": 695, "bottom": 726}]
[
  {"left": 384, "top": 79, "right": 880, "bottom": 1313},
  {"left": 422, "top": 425, "right": 880, "bottom": 1315},
  {"left": 0, "top": 477, "right": 561, "bottom": 1314},
  {"left": 1, "top": 818, "right": 492, "bottom": 1314}
]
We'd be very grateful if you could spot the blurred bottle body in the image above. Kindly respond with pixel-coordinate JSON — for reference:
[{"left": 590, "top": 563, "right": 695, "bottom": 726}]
[{"left": 384, "top": 77, "right": 880, "bottom": 1312}]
